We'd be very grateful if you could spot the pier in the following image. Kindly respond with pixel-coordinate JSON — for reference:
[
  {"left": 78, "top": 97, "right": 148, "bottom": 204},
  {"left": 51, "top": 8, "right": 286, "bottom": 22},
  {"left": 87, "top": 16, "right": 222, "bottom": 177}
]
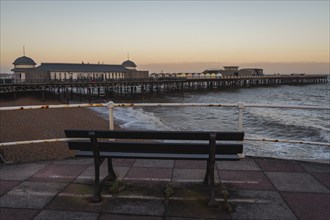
[{"left": 0, "top": 74, "right": 328, "bottom": 102}]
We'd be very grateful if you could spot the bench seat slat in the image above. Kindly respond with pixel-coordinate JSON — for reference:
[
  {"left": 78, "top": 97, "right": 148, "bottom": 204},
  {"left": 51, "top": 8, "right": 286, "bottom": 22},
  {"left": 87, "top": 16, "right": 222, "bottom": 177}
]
[
  {"left": 68, "top": 141, "right": 243, "bottom": 155},
  {"left": 74, "top": 151, "right": 242, "bottom": 160},
  {"left": 65, "top": 130, "right": 244, "bottom": 141}
]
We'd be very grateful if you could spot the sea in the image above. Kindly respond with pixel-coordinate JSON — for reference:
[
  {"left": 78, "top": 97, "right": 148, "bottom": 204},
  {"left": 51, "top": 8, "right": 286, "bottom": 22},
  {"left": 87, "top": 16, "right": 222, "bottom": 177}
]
[{"left": 91, "top": 82, "right": 330, "bottom": 161}]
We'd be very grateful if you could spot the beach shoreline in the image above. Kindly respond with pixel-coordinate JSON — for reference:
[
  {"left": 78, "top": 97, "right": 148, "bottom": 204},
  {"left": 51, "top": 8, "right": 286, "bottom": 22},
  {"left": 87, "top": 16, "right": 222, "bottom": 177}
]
[{"left": 0, "top": 93, "right": 114, "bottom": 163}]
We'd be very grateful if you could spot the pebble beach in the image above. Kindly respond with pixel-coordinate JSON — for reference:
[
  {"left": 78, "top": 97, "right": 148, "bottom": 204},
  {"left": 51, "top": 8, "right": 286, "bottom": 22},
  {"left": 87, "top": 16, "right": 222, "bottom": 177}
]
[{"left": 0, "top": 93, "right": 109, "bottom": 163}]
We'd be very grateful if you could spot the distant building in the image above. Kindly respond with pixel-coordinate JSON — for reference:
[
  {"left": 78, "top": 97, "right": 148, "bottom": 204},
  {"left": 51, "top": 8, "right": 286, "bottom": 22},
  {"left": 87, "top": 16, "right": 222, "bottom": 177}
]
[
  {"left": 223, "top": 66, "right": 239, "bottom": 71},
  {"left": 223, "top": 66, "right": 240, "bottom": 76},
  {"left": 0, "top": 73, "right": 14, "bottom": 85},
  {"left": 12, "top": 56, "right": 37, "bottom": 81},
  {"left": 239, "top": 68, "right": 263, "bottom": 76},
  {"left": 0, "top": 73, "right": 13, "bottom": 78},
  {"left": 11, "top": 55, "right": 148, "bottom": 82},
  {"left": 150, "top": 72, "right": 223, "bottom": 79},
  {"left": 203, "top": 66, "right": 263, "bottom": 77}
]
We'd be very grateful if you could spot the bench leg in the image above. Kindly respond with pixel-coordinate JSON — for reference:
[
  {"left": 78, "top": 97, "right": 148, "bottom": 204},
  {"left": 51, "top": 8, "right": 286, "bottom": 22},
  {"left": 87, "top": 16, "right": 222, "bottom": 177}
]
[
  {"left": 208, "top": 160, "right": 217, "bottom": 207},
  {"left": 91, "top": 158, "right": 103, "bottom": 203},
  {"left": 89, "top": 133, "right": 103, "bottom": 203},
  {"left": 203, "top": 160, "right": 210, "bottom": 185},
  {"left": 90, "top": 158, "right": 117, "bottom": 203},
  {"left": 107, "top": 157, "right": 117, "bottom": 180},
  {"left": 207, "top": 133, "right": 217, "bottom": 207}
]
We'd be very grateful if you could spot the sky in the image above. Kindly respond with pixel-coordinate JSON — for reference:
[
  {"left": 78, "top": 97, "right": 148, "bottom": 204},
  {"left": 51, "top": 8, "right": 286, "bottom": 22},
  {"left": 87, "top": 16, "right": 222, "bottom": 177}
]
[{"left": 0, "top": 0, "right": 329, "bottom": 74}]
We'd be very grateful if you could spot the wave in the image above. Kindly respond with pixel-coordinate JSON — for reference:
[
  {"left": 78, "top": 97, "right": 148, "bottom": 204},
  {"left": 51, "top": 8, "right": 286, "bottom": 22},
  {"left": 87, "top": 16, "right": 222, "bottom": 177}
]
[
  {"left": 116, "top": 107, "right": 174, "bottom": 130},
  {"left": 90, "top": 106, "right": 175, "bottom": 130},
  {"left": 319, "top": 129, "right": 330, "bottom": 143},
  {"left": 245, "top": 108, "right": 330, "bottom": 142}
]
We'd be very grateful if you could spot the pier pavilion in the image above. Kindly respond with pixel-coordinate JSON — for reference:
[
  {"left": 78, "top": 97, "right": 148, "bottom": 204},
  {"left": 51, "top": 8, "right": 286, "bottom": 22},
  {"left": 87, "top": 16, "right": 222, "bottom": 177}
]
[{"left": 11, "top": 56, "right": 149, "bottom": 83}]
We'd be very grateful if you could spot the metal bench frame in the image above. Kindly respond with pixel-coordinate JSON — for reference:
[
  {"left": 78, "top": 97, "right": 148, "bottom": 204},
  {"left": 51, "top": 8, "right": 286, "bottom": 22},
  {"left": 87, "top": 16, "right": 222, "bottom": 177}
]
[{"left": 65, "top": 130, "right": 244, "bottom": 206}]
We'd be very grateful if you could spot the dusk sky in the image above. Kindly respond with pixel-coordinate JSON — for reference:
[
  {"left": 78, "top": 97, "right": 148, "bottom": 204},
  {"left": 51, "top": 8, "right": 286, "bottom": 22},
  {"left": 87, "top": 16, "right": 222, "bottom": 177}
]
[{"left": 1, "top": 1, "right": 329, "bottom": 74}]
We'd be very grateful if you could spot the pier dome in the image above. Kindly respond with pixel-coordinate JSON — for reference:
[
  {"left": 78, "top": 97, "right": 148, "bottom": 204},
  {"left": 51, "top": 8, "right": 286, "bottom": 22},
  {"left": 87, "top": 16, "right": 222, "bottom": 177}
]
[
  {"left": 122, "top": 60, "right": 137, "bottom": 70},
  {"left": 13, "top": 56, "right": 37, "bottom": 69},
  {"left": 13, "top": 56, "right": 36, "bottom": 66}
]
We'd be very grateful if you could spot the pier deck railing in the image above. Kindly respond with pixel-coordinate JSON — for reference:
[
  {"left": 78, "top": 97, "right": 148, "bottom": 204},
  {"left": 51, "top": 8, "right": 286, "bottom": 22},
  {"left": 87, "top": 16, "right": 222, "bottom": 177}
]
[
  {"left": 1, "top": 75, "right": 327, "bottom": 98},
  {"left": 1, "top": 74, "right": 328, "bottom": 85},
  {"left": 1, "top": 102, "right": 329, "bottom": 149}
]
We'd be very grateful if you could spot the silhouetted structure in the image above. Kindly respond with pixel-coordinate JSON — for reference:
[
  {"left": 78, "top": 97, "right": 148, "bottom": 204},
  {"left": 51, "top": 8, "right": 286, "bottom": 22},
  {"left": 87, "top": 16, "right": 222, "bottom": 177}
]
[{"left": 11, "top": 55, "right": 148, "bottom": 83}]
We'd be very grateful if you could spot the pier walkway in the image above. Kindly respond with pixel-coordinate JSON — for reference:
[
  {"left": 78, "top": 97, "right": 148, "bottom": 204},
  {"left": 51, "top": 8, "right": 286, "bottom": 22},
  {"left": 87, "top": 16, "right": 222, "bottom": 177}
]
[
  {"left": 1, "top": 75, "right": 328, "bottom": 101},
  {"left": 1, "top": 156, "right": 329, "bottom": 219}
]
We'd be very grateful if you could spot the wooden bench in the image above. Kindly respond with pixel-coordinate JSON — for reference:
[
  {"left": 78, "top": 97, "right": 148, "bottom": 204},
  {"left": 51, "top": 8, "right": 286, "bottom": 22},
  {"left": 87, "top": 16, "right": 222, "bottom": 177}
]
[{"left": 65, "top": 129, "right": 244, "bottom": 206}]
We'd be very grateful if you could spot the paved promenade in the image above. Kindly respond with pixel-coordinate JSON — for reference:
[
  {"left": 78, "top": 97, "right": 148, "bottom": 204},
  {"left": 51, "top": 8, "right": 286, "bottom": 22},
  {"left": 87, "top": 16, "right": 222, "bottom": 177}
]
[{"left": 0, "top": 157, "right": 329, "bottom": 220}]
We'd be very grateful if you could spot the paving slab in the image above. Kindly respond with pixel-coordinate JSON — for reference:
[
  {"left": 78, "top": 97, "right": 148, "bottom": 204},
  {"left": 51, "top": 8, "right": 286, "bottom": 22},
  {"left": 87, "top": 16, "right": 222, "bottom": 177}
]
[
  {"left": 100, "top": 159, "right": 133, "bottom": 175},
  {"left": 134, "top": 159, "right": 174, "bottom": 168},
  {"left": 255, "top": 158, "right": 304, "bottom": 172},
  {"left": 0, "top": 180, "right": 20, "bottom": 196},
  {"left": 114, "top": 167, "right": 132, "bottom": 180},
  {"left": 0, "top": 181, "right": 67, "bottom": 209},
  {"left": 166, "top": 199, "right": 231, "bottom": 219},
  {"left": 229, "top": 190, "right": 297, "bottom": 220},
  {"left": 172, "top": 169, "right": 204, "bottom": 182},
  {"left": 57, "top": 183, "right": 112, "bottom": 198},
  {"left": 103, "top": 198, "right": 165, "bottom": 216},
  {"left": 74, "top": 164, "right": 129, "bottom": 184},
  {"left": 0, "top": 208, "right": 40, "bottom": 220},
  {"left": 0, "top": 163, "right": 49, "bottom": 181},
  {"left": 117, "top": 181, "right": 166, "bottom": 198},
  {"left": 167, "top": 182, "right": 226, "bottom": 215},
  {"left": 29, "top": 164, "right": 87, "bottom": 182},
  {"left": 113, "top": 158, "right": 136, "bottom": 167},
  {"left": 281, "top": 192, "right": 330, "bottom": 220},
  {"left": 311, "top": 172, "right": 330, "bottom": 188},
  {"left": 125, "top": 167, "right": 172, "bottom": 181},
  {"left": 73, "top": 165, "right": 106, "bottom": 184},
  {"left": 174, "top": 160, "right": 206, "bottom": 169},
  {"left": 58, "top": 183, "right": 95, "bottom": 195},
  {"left": 299, "top": 162, "right": 330, "bottom": 173},
  {"left": 53, "top": 158, "right": 93, "bottom": 165},
  {"left": 33, "top": 210, "right": 99, "bottom": 220},
  {"left": 172, "top": 169, "right": 219, "bottom": 182},
  {"left": 265, "top": 172, "right": 329, "bottom": 192},
  {"left": 217, "top": 159, "right": 260, "bottom": 171},
  {"left": 219, "top": 170, "right": 274, "bottom": 190},
  {"left": 170, "top": 182, "right": 211, "bottom": 200},
  {"left": 46, "top": 194, "right": 105, "bottom": 212}
]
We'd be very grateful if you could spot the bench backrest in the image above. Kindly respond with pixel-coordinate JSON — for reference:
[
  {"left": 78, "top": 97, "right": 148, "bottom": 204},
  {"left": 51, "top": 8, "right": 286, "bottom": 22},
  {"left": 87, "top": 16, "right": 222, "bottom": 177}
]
[
  {"left": 65, "top": 130, "right": 244, "bottom": 140},
  {"left": 65, "top": 130, "right": 244, "bottom": 160}
]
